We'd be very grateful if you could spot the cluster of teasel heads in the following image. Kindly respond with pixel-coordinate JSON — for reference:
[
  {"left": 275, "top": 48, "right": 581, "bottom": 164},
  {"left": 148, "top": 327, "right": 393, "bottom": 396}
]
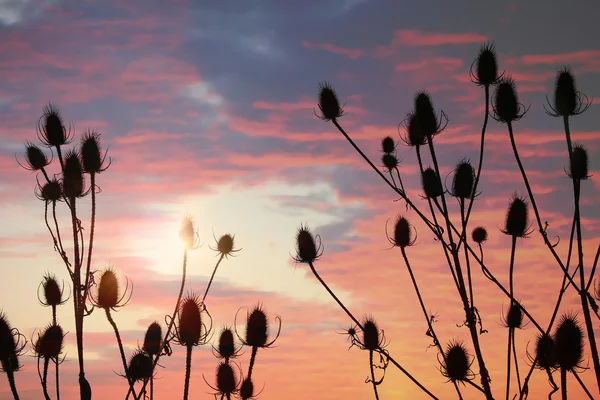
[
  {"left": 295, "top": 41, "right": 598, "bottom": 399},
  {"left": 2, "top": 108, "right": 281, "bottom": 400}
]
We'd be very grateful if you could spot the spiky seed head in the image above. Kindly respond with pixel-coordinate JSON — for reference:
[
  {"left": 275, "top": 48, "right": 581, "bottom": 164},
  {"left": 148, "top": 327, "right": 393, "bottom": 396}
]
[
  {"left": 295, "top": 224, "right": 319, "bottom": 263},
  {"left": 471, "top": 227, "right": 488, "bottom": 244},
  {"left": 40, "top": 179, "right": 62, "bottom": 203},
  {"left": 421, "top": 168, "right": 442, "bottom": 199},
  {"left": 25, "top": 143, "right": 49, "bottom": 170},
  {"left": 414, "top": 91, "right": 438, "bottom": 137},
  {"left": 452, "top": 160, "right": 475, "bottom": 199},
  {"left": 217, "top": 234, "right": 235, "bottom": 256},
  {"left": 179, "top": 216, "right": 195, "bottom": 250},
  {"left": 128, "top": 350, "right": 153, "bottom": 382},
  {"left": 554, "top": 68, "right": 578, "bottom": 117},
  {"left": 382, "top": 153, "right": 398, "bottom": 171},
  {"left": 554, "top": 313, "right": 584, "bottom": 371},
  {"left": 97, "top": 269, "right": 119, "bottom": 309},
  {"left": 381, "top": 136, "right": 395, "bottom": 154},
  {"left": 35, "top": 324, "right": 64, "bottom": 359},
  {"left": 143, "top": 322, "right": 162, "bottom": 356},
  {"left": 178, "top": 295, "right": 202, "bottom": 347},
  {"left": 362, "top": 317, "right": 381, "bottom": 351},
  {"left": 406, "top": 113, "right": 427, "bottom": 147},
  {"left": 218, "top": 327, "right": 235, "bottom": 359},
  {"left": 317, "top": 82, "right": 343, "bottom": 121},
  {"left": 62, "top": 150, "right": 85, "bottom": 198},
  {"left": 80, "top": 130, "right": 104, "bottom": 174},
  {"left": 494, "top": 78, "right": 520, "bottom": 123},
  {"left": 442, "top": 341, "right": 472, "bottom": 383},
  {"left": 504, "top": 194, "right": 529, "bottom": 238},
  {"left": 393, "top": 216, "right": 412, "bottom": 248},
  {"left": 0, "top": 314, "right": 17, "bottom": 362},
  {"left": 569, "top": 144, "right": 589, "bottom": 180},
  {"left": 41, "top": 104, "right": 67, "bottom": 147},
  {"left": 246, "top": 306, "right": 268, "bottom": 348},
  {"left": 42, "top": 274, "right": 62, "bottom": 307},
  {"left": 240, "top": 377, "right": 254, "bottom": 400},
  {"left": 475, "top": 43, "right": 499, "bottom": 86},
  {"left": 535, "top": 333, "right": 556, "bottom": 370},
  {"left": 504, "top": 303, "right": 524, "bottom": 329},
  {"left": 216, "top": 362, "right": 237, "bottom": 395}
]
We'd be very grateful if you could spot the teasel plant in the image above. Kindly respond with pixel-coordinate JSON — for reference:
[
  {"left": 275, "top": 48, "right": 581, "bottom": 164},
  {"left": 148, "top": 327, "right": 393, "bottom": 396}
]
[
  {"left": 17, "top": 104, "right": 111, "bottom": 399},
  {"left": 0, "top": 313, "right": 27, "bottom": 400},
  {"left": 307, "top": 40, "right": 598, "bottom": 399},
  {"left": 32, "top": 323, "right": 65, "bottom": 400}
]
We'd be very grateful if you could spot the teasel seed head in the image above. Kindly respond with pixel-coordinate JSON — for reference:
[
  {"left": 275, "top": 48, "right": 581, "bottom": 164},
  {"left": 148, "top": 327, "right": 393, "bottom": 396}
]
[
  {"left": 471, "top": 42, "right": 499, "bottom": 86},
  {"left": 414, "top": 91, "right": 440, "bottom": 137},
  {"left": 362, "top": 317, "right": 382, "bottom": 351},
  {"left": 246, "top": 305, "right": 269, "bottom": 348},
  {"left": 240, "top": 377, "right": 254, "bottom": 400},
  {"left": 440, "top": 340, "right": 473, "bottom": 383},
  {"left": 40, "top": 274, "right": 64, "bottom": 307},
  {"left": 34, "top": 324, "right": 64, "bottom": 359},
  {"left": 317, "top": 82, "right": 344, "bottom": 121},
  {"left": 451, "top": 159, "right": 475, "bottom": 199},
  {"left": 128, "top": 349, "right": 153, "bottom": 382},
  {"left": 533, "top": 333, "right": 557, "bottom": 370},
  {"left": 38, "top": 104, "right": 71, "bottom": 147},
  {"left": 471, "top": 227, "right": 488, "bottom": 244},
  {"left": 546, "top": 67, "right": 590, "bottom": 117},
  {"left": 216, "top": 362, "right": 238, "bottom": 396},
  {"left": 179, "top": 215, "right": 197, "bottom": 250},
  {"left": 421, "top": 167, "right": 443, "bottom": 199},
  {"left": 81, "top": 129, "right": 110, "bottom": 174},
  {"left": 97, "top": 268, "right": 119, "bottom": 309},
  {"left": 503, "top": 303, "right": 524, "bottom": 329},
  {"left": 21, "top": 141, "right": 50, "bottom": 171},
  {"left": 177, "top": 294, "right": 203, "bottom": 347},
  {"left": 493, "top": 77, "right": 525, "bottom": 123},
  {"left": 0, "top": 313, "right": 18, "bottom": 365},
  {"left": 214, "top": 233, "right": 240, "bottom": 258},
  {"left": 502, "top": 194, "right": 529, "bottom": 238},
  {"left": 381, "top": 136, "right": 395, "bottom": 154},
  {"left": 62, "top": 149, "right": 86, "bottom": 198},
  {"left": 294, "top": 223, "right": 322, "bottom": 264},
  {"left": 389, "top": 215, "right": 415, "bottom": 248},
  {"left": 554, "top": 313, "right": 584, "bottom": 371},
  {"left": 143, "top": 322, "right": 162, "bottom": 356},
  {"left": 381, "top": 153, "right": 399, "bottom": 171},
  {"left": 569, "top": 143, "right": 589, "bottom": 180},
  {"left": 216, "top": 327, "right": 236, "bottom": 360},
  {"left": 402, "top": 112, "right": 427, "bottom": 147},
  {"left": 36, "top": 179, "right": 63, "bottom": 203}
]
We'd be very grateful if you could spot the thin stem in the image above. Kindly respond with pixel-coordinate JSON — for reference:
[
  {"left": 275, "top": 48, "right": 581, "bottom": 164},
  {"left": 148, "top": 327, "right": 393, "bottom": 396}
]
[
  {"left": 506, "top": 329, "right": 512, "bottom": 400},
  {"left": 369, "top": 350, "right": 380, "bottom": 400},
  {"left": 585, "top": 245, "right": 600, "bottom": 293},
  {"left": 512, "top": 329, "right": 522, "bottom": 397},
  {"left": 202, "top": 254, "right": 225, "bottom": 303},
  {"left": 105, "top": 308, "right": 137, "bottom": 398},
  {"left": 5, "top": 364, "right": 20, "bottom": 400},
  {"left": 150, "top": 375, "right": 154, "bottom": 400},
  {"left": 378, "top": 352, "right": 439, "bottom": 400},
  {"left": 460, "top": 200, "right": 475, "bottom": 309},
  {"left": 572, "top": 370, "right": 594, "bottom": 399},
  {"left": 42, "top": 358, "right": 51, "bottom": 400},
  {"left": 55, "top": 356, "right": 60, "bottom": 400},
  {"left": 184, "top": 345, "right": 192, "bottom": 400},
  {"left": 52, "top": 203, "right": 72, "bottom": 277},
  {"left": 83, "top": 174, "right": 96, "bottom": 305},
  {"left": 247, "top": 346, "right": 258, "bottom": 381},
  {"left": 561, "top": 367, "right": 567, "bottom": 400}
]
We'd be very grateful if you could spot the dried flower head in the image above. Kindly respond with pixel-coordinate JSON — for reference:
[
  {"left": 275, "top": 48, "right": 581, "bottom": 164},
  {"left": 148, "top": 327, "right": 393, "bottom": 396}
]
[
  {"left": 401, "top": 112, "right": 427, "bottom": 147},
  {"left": 62, "top": 150, "right": 86, "bottom": 199},
  {"left": 440, "top": 341, "right": 473, "bottom": 383},
  {"left": 216, "top": 362, "right": 238, "bottom": 396},
  {"left": 293, "top": 224, "right": 323, "bottom": 264},
  {"left": 317, "top": 82, "right": 344, "bottom": 121},
  {"left": 179, "top": 215, "right": 197, "bottom": 251},
  {"left": 34, "top": 324, "right": 64, "bottom": 359},
  {"left": 80, "top": 130, "right": 110, "bottom": 174},
  {"left": 451, "top": 159, "right": 475, "bottom": 199},
  {"left": 211, "top": 233, "right": 241, "bottom": 258},
  {"left": 214, "top": 327, "right": 239, "bottom": 360},
  {"left": 143, "top": 322, "right": 162, "bottom": 356},
  {"left": 91, "top": 267, "right": 132, "bottom": 310},
  {"left": 414, "top": 91, "right": 447, "bottom": 137},
  {"left": 0, "top": 313, "right": 25, "bottom": 373},
  {"left": 387, "top": 215, "right": 416, "bottom": 249},
  {"left": 471, "top": 227, "right": 488, "bottom": 244},
  {"left": 235, "top": 304, "right": 281, "bottom": 349},
  {"left": 569, "top": 143, "right": 589, "bottom": 180},
  {"left": 493, "top": 77, "right": 527, "bottom": 123},
  {"left": 421, "top": 167, "right": 443, "bottom": 199},
  {"left": 381, "top": 153, "right": 399, "bottom": 171},
  {"left": 128, "top": 349, "right": 153, "bottom": 382},
  {"left": 18, "top": 141, "right": 50, "bottom": 171},
  {"left": 38, "top": 273, "right": 67, "bottom": 307},
  {"left": 502, "top": 194, "right": 530, "bottom": 238},
  {"left": 502, "top": 303, "right": 524, "bottom": 329},
  {"left": 531, "top": 333, "right": 557, "bottom": 370},
  {"left": 381, "top": 136, "right": 396, "bottom": 154},
  {"left": 470, "top": 42, "right": 499, "bottom": 86},
  {"left": 240, "top": 377, "right": 254, "bottom": 400},
  {"left": 177, "top": 294, "right": 204, "bottom": 347},
  {"left": 554, "top": 313, "right": 584, "bottom": 372},
  {"left": 36, "top": 178, "right": 63, "bottom": 203},
  {"left": 362, "top": 317, "right": 383, "bottom": 351},
  {"left": 37, "top": 104, "right": 72, "bottom": 148},
  {"left": 545, "top": 67, "right": 590, "bottom": 117}
]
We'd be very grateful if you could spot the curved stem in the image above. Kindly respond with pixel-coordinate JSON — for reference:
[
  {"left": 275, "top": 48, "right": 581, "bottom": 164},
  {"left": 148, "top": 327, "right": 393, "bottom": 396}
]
[
  {"left": 5, "top": 364, "right": 20, "bottom": 400},
  {"left": 369, "top": 350, "right": 380, "bottom": 400},
  {"left": 42, "top": 358, "right": 51, "bottom": 400},
  {"left": 512, "top": 329, "right": 521, "bottom": 397},
  {"left": 83, "top": 173, "right": 96, "bottom": 305},
  {"left": 202, "top": 254, "right": 225, "bottom": 303},
  {"left": 105, "top": 308, "right": 137, "bottom": 397},
  {"left": 183, "top": 345, "right": 193, "bottom": 400}
]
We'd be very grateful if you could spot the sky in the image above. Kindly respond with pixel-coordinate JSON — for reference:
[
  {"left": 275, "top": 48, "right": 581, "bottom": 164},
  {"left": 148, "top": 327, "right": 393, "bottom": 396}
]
[{"left": 1, "top": 0, "right": 600, "bottom": 399}]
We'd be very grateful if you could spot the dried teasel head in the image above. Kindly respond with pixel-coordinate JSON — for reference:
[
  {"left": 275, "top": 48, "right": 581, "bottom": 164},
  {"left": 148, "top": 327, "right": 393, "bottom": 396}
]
[
  {"left": 128, "top": 349, "right": 153, "bottom": 382},
  {"left": 546, "top": 67, "right": 590, "bottom": 117},
  {"left": 240, "top": 377, "right": 254, "bottom": 400},
  {"left": 362, "top": 316, "right": 383, "bottom": 351},
  {"left": 402, "top": 112, "right": 427, "bottom": 147},
  {"left": 387, "top": 215, "right": 416, "bottom": 249},
  {"left": 80, "top": 129, "right": 110, "bottom": 174},
  {"left": 381, "top": 153, "right": 399, "bottom": 172},
  {"left": 62, "top": 150, "right": 86, "bottom": 199},
  {"left": 39, "top": 273, "right": 66, "bottom": 307},
  {"left": 569, "top": 143, "right": 589, "bottom": 180},
  {"left": 36, "top": 178, "right": 63, "bottom": 203},
  {"left": 211, "top": 233, "right": 241, "bottom": 258},
  {"left": 502, "top": 194, "right": 530, "bottom": 238},
  {"left": 421, "top": 167, "right": 443, "bottom": 199},
  {"left": 92, "top": 267, "right": 132, "bottom": 310},
  {"left": 493, "top": 76, "right": 527, "bottom": 123},
  {"left": 440, "top": 340, "right": 473, "bottom": 383},
  {"left": 214, "top": 326, "right": 239, "bottom": 360},
  {"left": 37, "top": 104, "right": 72, "bottom": 148},
  {"left": 34, "top": 324, "right": 64, "bottom": 359},
  {"left": 470, "top": 42, "right": 499, "bottom": 87},
  {"left": 451, "top": 159, "right": 475, "bottom": 200},
  {"left": 0, "top": 313, "right": 24, "bottom": 373},
  {"left": 177, "top": 294, "right": 204, "bottom": 347},
  {"left": 381, "top": 136, "right": 396, "bottom": 154},
  {"left": 502, "top": 303, "right": 524, "bottom": 329},
  {"left": 471, "top": 227, "right": 488, "bottom": 244},
  {"left": 245, "top": 305, "right": 268, "bottom": 348},
  {"left": 19, "top": 141, "right": 50, "bottom": 171},
  {"left": 179, "top": 215, "right": 197, "bottom": 250},
  {"left": 554, "top": 313, "right": 584, "bottom": 372},
  {"left": 143, "top": 322, "right": 162, "bottom": 356},
  {"left": 293, "top": 224, "right": 323, "bottom": 264},
  {"left": 216, "top": 362, "right": 238, "bottom": 396},
  {"left": 531, "top": 333, "right": 557, "bottom": 370},
  {"left": 414, "top": 91, "right": 445, "bottom": 137},
  {"left": 317, "top": 82, "right": 344, "bottom": 121}
]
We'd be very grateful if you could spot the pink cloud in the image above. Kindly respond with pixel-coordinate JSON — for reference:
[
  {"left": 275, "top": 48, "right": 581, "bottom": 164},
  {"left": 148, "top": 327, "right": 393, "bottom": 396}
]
[
  {"left": 375, "top": 29, "right": 486, "bottom": 57},
  {"left": 301, "top": 40, "right": 365, "bottom": 60},
  {"left": 520, "top": 50, "right": 600, "bottom": 65}
]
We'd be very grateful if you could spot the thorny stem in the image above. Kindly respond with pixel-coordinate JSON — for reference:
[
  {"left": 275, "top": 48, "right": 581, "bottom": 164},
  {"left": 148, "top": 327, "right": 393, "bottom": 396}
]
[
  {"left": 42, "top": 358, "right": 50, "bottom": 400},
  {"left": 52, "top": 306, "right": 60, "bottom": 400},
  {"left": 247, "top": 346, "right": 258, "bottom": 381},
  {"left": 572, "top": 370, "right": 595, "bottom": 399},
  {"left": 460, "top": 200, "right": 475, "bottom": 312},
  {"left": 506, "top": 329, "right": 512, "bottom": 400},
  {"left": 5, "top": 364, "right": 20, "bottom": 400},
  {"left": 150, "top": 375, "right": 154, "bottom": 400},
  {"left": 184, "top": 345, "right": 193, "bottom": 400},
  {"left": 561, "top": 367, "right": 567, "bottom": 400},
  {"left": 427, "top": 134, "right": 493, "bottom": 399},
  {"left": 400, "top": 247, "right": 462, "bottom": 399},
  {"left": 105, "top": 308, "right": 137, "bottom": 398},
  {"left": 512, "top": 330, "right": 522, "bottom": 397},
  {"left": 585, "top": 245, "right": 600, "bottom": 293},
  {"left": 507, "top": 234, "right": 518, "bottom": 400},
  {"left": 83, "top": 173, "right": 96, "bottom": 306},
  {"left": 307, "top": 260, "right": 439, "bottom": 399},
  {"left": 369, "top": 350, "right": 380, "bottom": 400},
  {"left": 202, "top": 254, "right": 225, "bottom": 304}
]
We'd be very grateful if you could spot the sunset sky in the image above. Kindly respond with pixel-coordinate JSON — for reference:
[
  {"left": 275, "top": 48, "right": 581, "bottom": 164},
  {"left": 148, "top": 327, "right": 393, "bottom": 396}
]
[{"left": 1, "top": 0, "right": 600, "bottom": 399}]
